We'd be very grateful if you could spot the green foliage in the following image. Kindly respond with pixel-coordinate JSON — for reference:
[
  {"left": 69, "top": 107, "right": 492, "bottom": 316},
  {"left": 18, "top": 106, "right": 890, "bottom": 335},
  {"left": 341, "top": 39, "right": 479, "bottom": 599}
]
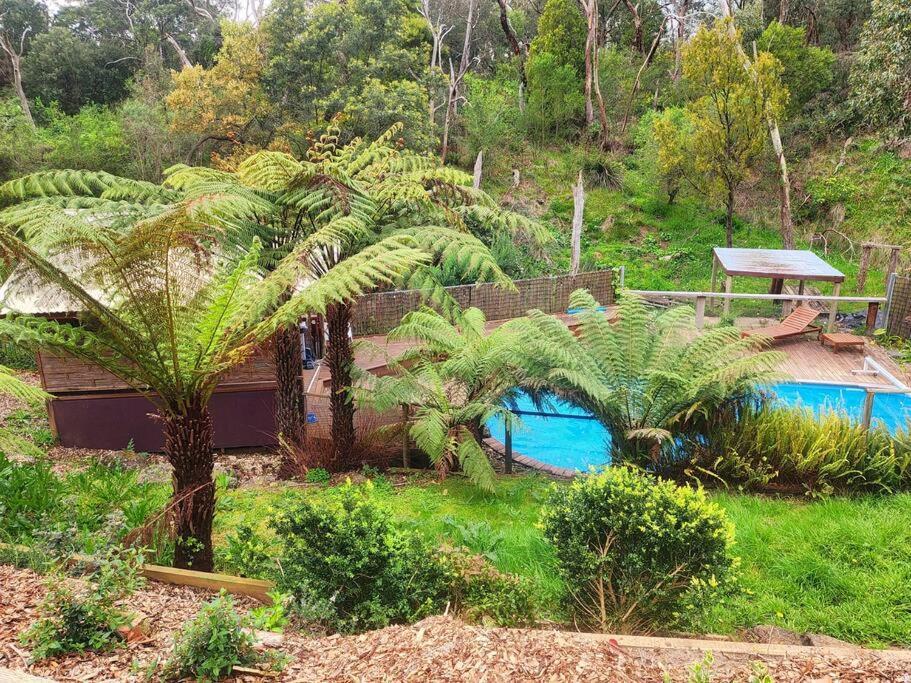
[
  {"left": 23, "top": 27, "right": 133, "bottom": 114},
  {"left": 0, "top": 452, "right": 62, "bottom": 539},
  {"left": 217, "top": 523, "right": 276, "bottom": 578},
  {"left": 20, "top": 548, "right": 144, "bottom": 662},
  {"left": 213, "top": 475, "right": 911, "bottom": 644},
  {"left": 365, "top": 306, "right": 527, "bottom": 491},
  {"left": 263, "top": 0, "right": 433, "bottom": 149},
  {"left": 63, "top": 460, "right": 169, "bottom": 532},
  {"left": 341, "top": 78, "right": 436, "bottom": 152},
  {"left": 304, "top": 467, "right": 331, "bottom": 484},
  {"left": 162, "top": 592, "right": 261, "bottom": 681},
  {"left": 444, "top": 548, "right": 536, "bottom": 627},
  {"left": 541, "top": 466, "right": 737, "bottom": 632},
  {"left": 850, "top": 0, "right": 911, "bottom": 137},
  {"left": 249, "top": 592, "right": 291, "bottom": 632},
  {"left": 527, "top": 0, "right": 586, "bottom": 76},
  {"left": 506, "top": 292, "right": 781, "bottom": 467},
  {"left": 758, "top": 22, "right": 835, "bottom": 116},
  {"left": 524, "top": 52, "right": 584, "bottom": 140},
  {"left": 272, "top": 483, "right": 452, "bottom": 633},
  {"left": 22, "top": 581, "right": 127, "bottom": 661},
  {"left": 457, "top": 74, "right": 521, "bottom": 168},
  {"left": 689, "top": 402, "right": 911, "bottom": 496}
]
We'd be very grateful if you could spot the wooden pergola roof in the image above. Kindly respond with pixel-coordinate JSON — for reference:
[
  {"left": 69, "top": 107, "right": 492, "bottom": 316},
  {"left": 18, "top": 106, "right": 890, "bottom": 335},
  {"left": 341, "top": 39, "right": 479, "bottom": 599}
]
[{"left": 712, "top": 248, "right": 845, "bottom": 283}]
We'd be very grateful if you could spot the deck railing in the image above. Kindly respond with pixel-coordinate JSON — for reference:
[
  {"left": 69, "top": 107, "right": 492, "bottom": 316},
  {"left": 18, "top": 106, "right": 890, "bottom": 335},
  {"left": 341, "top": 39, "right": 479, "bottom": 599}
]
[{"left": 626, "top": 289, "right": 887, "bottom": 331}]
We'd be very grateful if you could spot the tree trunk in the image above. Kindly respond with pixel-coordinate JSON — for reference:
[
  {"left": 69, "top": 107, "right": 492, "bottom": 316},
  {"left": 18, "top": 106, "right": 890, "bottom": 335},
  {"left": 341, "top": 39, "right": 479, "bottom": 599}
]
[
  {"left": 165, "top": 33, "right": 192, "bottom": 69},
  {"left": 164, "top": 400, "right": 215, "bottom": 572},
  {"left": 0, "top": 37, "right": 35, "bottom": 130},
  {"left": 473, "top": 150, "right": 483, "bottom": 189},
  {"left": 582, "top": 0, "right": 595, "bottom": 126},
  {"left": 495, "top": 0, "right": 527, "bottom": 87},
  {"left": 622, "top": 0, "right": 644, "bottom": 53},
  {"left": 571, "top": 171, "right": 585, "bottom": 274},
  {"left": 725, "top": 188, "right": 735, "bottom": 248},
  {"left": 273, "top": 324, "right": 306, "bottom": 479},
  {"left": 326, "top": 302, "right": 355, "bottom": 465}
]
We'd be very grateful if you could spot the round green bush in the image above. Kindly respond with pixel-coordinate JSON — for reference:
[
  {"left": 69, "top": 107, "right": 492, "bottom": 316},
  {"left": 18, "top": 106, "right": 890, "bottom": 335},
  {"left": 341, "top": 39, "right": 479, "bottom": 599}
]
[{"left": 540, "top": 466, "right": 737, "bottom": 633}]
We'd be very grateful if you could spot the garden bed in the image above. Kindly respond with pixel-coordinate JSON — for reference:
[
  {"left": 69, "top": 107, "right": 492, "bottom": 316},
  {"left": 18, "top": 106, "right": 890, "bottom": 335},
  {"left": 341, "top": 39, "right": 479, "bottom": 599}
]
[{"left": 2, "top": 564, "right": 908, "bottom": 682}]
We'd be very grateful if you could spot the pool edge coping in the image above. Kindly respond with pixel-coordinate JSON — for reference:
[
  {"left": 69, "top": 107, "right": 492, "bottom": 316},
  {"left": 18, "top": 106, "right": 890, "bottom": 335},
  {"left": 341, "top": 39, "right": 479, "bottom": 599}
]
[{"left": 483, "top": 436, "right": 579, "bottom": 479}]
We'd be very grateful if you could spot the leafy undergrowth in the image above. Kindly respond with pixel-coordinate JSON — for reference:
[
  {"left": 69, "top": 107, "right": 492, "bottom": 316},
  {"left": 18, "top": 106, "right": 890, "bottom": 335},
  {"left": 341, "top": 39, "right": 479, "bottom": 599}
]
[
  {"left": 216, "top": 474, "right": 911, "bottom": 647},
  {"left": 483, "top": 142, "right": 887, "bottom": 319}
]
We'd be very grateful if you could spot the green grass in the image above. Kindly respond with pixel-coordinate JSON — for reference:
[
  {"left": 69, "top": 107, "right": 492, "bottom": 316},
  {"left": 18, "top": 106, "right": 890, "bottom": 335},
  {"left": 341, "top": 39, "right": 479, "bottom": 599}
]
[{"left": 215, "top": 473, "right": 911, "bottom": 646}]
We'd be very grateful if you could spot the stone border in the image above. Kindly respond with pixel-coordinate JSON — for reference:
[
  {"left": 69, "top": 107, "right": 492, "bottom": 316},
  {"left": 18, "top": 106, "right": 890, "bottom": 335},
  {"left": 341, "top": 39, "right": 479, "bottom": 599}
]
[{"left": 483, "top": 437, "right": 578, "bottom": 479}]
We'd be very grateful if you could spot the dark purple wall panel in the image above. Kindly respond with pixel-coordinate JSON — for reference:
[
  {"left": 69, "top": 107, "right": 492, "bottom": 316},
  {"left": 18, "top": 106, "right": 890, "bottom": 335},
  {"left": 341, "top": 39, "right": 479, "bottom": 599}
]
[{"left": 51, "top": 390, "right": 279, "bottom": 452}]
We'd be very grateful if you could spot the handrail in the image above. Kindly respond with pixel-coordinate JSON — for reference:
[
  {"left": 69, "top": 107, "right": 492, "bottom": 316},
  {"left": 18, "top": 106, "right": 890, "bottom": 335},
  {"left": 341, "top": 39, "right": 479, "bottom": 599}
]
[
  {"left": 862, "top": 356, "right": 909, "bottom": 392},
  {"left": 627, "top": 290, "right": 886, "bottom": 303}
]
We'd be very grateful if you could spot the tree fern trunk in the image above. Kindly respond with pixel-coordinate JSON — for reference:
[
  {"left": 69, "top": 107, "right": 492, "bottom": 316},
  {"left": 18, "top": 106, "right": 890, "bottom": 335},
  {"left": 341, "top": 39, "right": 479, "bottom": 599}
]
[
  {"left": 326, "top": 302, "right": 356, "bottom": 465},
  {"left": 273, "top": 324, "right": 305, "bottom": 478},
  {"left": 164, "top": 399, "right": 216, "bottom": 572}
]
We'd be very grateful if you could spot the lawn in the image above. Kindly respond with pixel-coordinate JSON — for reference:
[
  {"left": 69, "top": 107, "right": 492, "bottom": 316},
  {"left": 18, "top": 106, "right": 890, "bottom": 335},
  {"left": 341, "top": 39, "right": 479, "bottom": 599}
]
[{"left": 213, "top": 472, "right": 911, "bottom": 647}]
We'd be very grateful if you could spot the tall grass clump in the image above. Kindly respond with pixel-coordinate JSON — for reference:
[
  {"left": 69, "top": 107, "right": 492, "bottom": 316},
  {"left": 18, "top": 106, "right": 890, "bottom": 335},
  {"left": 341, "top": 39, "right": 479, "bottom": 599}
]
[{"left": 689, "top": 402, "right": 911, "bottom": 496}]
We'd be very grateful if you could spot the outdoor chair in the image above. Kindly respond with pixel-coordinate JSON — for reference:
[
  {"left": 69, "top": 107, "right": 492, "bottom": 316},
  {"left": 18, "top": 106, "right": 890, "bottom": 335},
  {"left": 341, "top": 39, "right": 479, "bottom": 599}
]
[{"left": 740, "top": 305, "right": 822, "bottom": 343}]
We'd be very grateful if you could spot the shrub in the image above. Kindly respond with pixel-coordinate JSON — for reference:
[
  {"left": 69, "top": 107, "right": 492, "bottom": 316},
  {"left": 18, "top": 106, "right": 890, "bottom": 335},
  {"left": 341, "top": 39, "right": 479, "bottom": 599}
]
[
  {"left": 162, "top": 593, "right": 262, "bottom": 681},
  {"left": 0, "top": 453, "right": 62, "bottom": 541},
  {"left": 304, "top": 467, "right": 331, "bottom": 485},
  {"left": 688, "top": 402, "right": 911, "bottom": 496},
  {"left": 217, "top": 524, "right": 276, "bottom": 579},
  {"left": 540, "top": 466, "right": 737, "bottom": 633},
  {"left": 21, "top": 578, "right": 128, "bottom": 661},
  {"left": 443, "top": 549, "right": 537, "bottom": 627},
  {"left": 524, "top": 52, "right": 584, "bottom": 140},
  {"left": 272, "top": 484, "right": 451, "bottom": 633}
]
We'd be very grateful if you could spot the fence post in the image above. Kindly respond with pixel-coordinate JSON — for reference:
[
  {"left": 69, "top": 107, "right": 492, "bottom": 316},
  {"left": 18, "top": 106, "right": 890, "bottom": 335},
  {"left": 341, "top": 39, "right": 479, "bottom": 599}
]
[
  {"left": 861, "top": 390, "right": 875, "bottom": 431},
  {"left": 504, "top": 418, "right": 513, "bottom": 475},
  {"left": 882, "top": 272, "right": 897, "bottom": 333},
  {"left": 401, "top": 405, "right": 410, "bottom": 468},
  {"left": 695, "top": 295, "right": 706, "bottom": 330}
]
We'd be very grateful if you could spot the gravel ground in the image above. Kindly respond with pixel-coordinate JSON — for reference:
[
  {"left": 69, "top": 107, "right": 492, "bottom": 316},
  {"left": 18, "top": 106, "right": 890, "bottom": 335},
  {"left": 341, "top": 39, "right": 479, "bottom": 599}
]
[{"left": 2, "top": 565, "right": 910, "bottom": 682}]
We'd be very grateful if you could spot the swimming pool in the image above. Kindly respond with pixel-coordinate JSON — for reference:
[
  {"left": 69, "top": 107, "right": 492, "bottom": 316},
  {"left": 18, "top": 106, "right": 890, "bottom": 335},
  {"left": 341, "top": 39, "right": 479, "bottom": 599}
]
[{"left": 486, "top": 382, "right": 911, "bottom": 473}]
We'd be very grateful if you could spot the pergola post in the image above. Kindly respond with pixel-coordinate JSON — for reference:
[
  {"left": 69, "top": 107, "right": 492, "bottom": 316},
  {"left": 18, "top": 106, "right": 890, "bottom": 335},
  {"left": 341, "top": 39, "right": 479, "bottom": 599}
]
[
  {"left": 710, "top": 254, "right": 718, "bottom": 309},
  {"left": 827, "top": 282, "right": 841, "bottom": 331}
]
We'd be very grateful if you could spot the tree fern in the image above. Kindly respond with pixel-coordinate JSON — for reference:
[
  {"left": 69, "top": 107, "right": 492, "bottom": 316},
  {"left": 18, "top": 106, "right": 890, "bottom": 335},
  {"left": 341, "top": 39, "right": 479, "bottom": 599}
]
[
  {"left": 507, "top": 291, "right": 784, "bottom": 468},
  {"left": 363, "top": 306, "right": 528, "bottom": 491},
  {"left": 0, "top": 193, "right": 433, "bottom": 569}
]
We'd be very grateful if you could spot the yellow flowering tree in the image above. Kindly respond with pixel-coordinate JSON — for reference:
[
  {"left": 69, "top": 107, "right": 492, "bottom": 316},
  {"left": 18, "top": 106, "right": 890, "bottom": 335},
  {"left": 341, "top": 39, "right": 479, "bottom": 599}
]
[
  {"left": 655, "top": 19, "right": 787, "bottom": 248},
  {"left": 166, "top": 21, "right": 272, "bottom": 161}
]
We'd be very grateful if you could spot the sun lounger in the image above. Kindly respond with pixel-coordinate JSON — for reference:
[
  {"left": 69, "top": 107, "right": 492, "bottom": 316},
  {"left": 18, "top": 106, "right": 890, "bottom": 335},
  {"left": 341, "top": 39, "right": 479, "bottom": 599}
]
[{"left": 741, "top": 305, "right": 822, "bottom": 342}]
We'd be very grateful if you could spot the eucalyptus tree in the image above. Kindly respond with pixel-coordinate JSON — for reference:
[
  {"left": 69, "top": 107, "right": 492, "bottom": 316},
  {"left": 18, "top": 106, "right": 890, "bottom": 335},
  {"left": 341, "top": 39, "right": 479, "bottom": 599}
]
[
  {"left": 0, "top": 196, "right": 432, "bottom": 570},
  {"left": 507, "top": 291, "right": 783, "bottom": 469}
]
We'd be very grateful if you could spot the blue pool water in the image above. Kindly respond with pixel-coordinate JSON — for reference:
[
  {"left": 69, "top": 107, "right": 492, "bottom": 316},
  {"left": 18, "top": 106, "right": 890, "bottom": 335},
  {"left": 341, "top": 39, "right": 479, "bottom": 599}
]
[{"left": 486, "top": 383, "right": 911, "bottom": 472}]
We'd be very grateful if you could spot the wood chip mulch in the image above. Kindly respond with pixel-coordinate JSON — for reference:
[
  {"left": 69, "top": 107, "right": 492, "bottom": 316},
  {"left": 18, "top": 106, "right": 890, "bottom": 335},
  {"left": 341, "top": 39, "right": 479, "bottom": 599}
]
[{"left": 2, "top": 565, "right": 910, "bottom": 682}]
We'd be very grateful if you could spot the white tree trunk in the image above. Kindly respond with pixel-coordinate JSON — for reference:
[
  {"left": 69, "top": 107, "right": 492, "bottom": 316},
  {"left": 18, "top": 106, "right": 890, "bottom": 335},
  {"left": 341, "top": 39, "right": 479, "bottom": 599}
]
[
  {"left": 165, "top": 34, "right": 192, "bottom": 69},
  {"left": 473, "top": 150, "right": 483, "bottom": 189},
  {"left": 0, "top": 34, "right": 35, "bottom": 129},
  {"left": 571, "top": 171, "right": 585, "bottom": 275}
]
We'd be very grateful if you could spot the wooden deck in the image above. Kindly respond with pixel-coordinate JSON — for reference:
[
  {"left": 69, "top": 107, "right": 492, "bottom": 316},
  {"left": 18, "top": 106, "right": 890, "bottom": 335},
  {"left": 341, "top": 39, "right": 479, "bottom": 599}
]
[
  {"left": 770, "top": 335, "right": 904, "bottom": 386},
  {"left": 304, "top": 307, "right": 908, "bottom": 394}
]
